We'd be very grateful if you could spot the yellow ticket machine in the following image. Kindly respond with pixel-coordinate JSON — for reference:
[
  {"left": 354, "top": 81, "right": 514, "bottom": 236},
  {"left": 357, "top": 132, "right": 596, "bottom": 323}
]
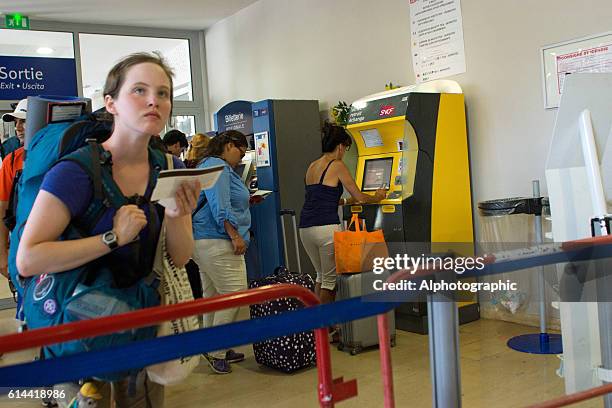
[{"left": 345, "top": 80, "right": 479, "bottom": 333}]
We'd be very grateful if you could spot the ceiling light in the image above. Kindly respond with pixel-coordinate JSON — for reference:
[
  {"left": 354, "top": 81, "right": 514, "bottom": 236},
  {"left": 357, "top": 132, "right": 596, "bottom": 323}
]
[{"left": 36, "top": 47, "right": 54, "bottom": 55}]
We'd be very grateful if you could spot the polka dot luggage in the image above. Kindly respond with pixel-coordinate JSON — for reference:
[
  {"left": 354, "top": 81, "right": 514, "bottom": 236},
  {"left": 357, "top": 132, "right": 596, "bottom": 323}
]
[{"left": 248, "top": 209, "right": 316, "bottom": 373}]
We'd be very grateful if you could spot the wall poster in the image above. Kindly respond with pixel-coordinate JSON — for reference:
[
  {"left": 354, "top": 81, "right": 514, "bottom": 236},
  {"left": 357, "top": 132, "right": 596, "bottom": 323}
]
[
  {"left": 541, "top": 32, "right": 612, "bottom": 109},
  {"left": 409, "top": 0, "right": 466, "bottom": 83}
]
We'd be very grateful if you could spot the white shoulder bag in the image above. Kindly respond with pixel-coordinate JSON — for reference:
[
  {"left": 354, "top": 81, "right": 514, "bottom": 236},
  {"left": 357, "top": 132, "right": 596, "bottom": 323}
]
[{"left": 147, "top": 154, "right": 200, "bottom": 385}]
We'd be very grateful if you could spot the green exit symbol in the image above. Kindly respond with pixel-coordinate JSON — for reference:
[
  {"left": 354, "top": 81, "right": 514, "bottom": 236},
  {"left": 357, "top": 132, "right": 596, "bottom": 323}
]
[{"left": 5, "top": 14, "right": 30, "bottom": 30}]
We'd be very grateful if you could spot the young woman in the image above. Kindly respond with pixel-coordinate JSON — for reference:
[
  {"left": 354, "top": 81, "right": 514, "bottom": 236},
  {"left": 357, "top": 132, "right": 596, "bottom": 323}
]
[
  {"left": 17, "top": 52, "right": 200, "bottom": 407},
  {"left": 299, "top": 122, "right": 386, "bottom": 305},
  {"left": 191, "top": 130, "right": 250, "bottom": 374}
]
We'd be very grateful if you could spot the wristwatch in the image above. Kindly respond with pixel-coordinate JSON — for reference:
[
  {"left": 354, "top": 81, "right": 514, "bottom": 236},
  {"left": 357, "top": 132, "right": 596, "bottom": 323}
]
[{"left": 102, "top": 230, "right": 119, "bottom": 250}]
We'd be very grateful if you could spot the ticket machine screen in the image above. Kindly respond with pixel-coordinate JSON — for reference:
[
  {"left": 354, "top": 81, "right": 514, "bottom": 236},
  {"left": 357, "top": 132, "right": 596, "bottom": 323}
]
[
  {"left": 362, "top": 157, "right": 393, "bottom": 191},
  {"left": 234, "top": 155, "right": 255, "bottom": 186}
]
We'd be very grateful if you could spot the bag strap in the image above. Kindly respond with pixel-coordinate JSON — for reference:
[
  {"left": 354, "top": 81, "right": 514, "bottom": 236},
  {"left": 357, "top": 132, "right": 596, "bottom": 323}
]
[
  {"left": 192, "top": 157, "right": 213, "bottom": 217},
  {"left": 347, "top": 213, "right": 362, "bottom": 232},
  {"left": 2, "top": 167, "right": 21, "bottom": 231},
  {"left": 3, "top": 150, "right": 22, "bottom": 231},
  {"left": 192, "top": 195, "right": 208, "bottom": 218},
  {"left": 165, "top": 153, "right": 174, "bottom": 170}
]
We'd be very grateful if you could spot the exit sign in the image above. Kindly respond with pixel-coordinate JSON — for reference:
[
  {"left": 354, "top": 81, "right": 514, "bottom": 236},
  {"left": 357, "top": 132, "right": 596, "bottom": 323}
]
[{"left": 5, "top": 14, "right": 30, "bottom": 30}]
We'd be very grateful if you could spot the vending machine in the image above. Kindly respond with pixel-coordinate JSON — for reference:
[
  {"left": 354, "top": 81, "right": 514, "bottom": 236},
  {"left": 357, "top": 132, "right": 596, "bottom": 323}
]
[{"left": 344, "top": 80, "right": 478, "bottom": 333}]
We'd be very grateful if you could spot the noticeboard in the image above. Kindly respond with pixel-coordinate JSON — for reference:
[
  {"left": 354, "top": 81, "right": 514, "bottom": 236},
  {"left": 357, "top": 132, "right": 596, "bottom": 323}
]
[{"left": 541, "top": 31, "right": 612, "bottom": 109}]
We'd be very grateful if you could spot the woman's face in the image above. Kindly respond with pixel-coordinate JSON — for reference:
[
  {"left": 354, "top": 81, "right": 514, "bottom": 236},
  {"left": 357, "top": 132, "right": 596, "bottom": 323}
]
[
  {"left": 224, "top": 142, "right": 247, "bottom": 167},
  {"left": 105, "top": 62, "right": 172, "bottom": 138}
]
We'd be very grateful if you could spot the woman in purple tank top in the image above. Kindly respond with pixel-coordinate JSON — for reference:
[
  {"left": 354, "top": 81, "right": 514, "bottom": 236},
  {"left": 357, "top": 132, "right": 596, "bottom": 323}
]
[{"left": 299, "top": 122, "right": 386, "bottom": 306}]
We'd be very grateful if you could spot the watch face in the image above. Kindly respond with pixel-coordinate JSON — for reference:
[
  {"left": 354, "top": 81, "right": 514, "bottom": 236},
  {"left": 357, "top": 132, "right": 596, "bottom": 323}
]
[{"left": 103, "top": 231, "right": 117, "bottom": 246}]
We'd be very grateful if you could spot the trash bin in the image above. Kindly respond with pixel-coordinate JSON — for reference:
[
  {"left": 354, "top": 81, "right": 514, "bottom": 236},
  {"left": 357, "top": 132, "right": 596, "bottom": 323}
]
[
  {"left": 478, "top": 186, "right": 561, "bottom": 354},
  {"left": 477, "top": 197, "right": 552, "bottom": 316}
]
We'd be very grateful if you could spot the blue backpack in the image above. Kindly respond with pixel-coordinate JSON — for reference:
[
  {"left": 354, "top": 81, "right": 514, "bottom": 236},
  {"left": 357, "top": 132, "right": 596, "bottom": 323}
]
[
  {"left": 8, "top": 114, "right": 168, "bottom": 381},
  {"left": 0, "top": 136, "right": 22, "bottom": 160}
]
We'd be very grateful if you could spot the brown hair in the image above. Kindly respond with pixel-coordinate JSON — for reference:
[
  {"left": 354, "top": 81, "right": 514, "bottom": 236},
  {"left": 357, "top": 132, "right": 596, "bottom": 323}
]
[
  {"left": 185, "top": 133, "right": 210, "bottom": 162},
  {"left": 203, "top": 130, "right": 248, "bottom": 159},
  {"left": 321, "top": 120, "right": 352, "bottom": 153},
  {"left": 103, "top": 52, "right": 175, "bottom": 109}
]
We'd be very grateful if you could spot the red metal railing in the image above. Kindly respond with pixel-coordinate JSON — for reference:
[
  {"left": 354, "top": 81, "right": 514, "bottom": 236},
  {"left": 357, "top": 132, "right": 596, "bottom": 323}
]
[
  {"left": 0, "top": 284, "right": 357, "bottom": 407},
  {"left": 376, "top": 267, "right": 428, "bottom": 408},
  {"left": 4, "top": 234, "right": 610, "bottom": 407},
  {"left": 526, "top": 382, "right": 612, "bottom": 407},
  {"left": 373, "top": 233, "right": 612, "bottom": 408}
]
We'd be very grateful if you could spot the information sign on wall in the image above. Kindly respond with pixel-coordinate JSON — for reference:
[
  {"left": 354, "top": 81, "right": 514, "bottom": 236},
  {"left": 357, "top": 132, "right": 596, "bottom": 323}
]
[
  {"left": 409, "top": 0, "right": 466, "bottom": 83},
  {"left": 541, "top": 32, "right": 612, "bottom": 109},
  {"left": 255, "top": 131, "right": 270, "bottom": 167},
  {"left": 0, "top": 56, "right": 78, "bottom": 99}
]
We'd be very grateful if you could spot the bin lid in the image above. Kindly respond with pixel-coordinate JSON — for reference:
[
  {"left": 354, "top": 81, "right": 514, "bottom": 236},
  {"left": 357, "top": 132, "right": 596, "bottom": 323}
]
[{"left": 478, "top": 197, "right": 548, "bottom": 216}]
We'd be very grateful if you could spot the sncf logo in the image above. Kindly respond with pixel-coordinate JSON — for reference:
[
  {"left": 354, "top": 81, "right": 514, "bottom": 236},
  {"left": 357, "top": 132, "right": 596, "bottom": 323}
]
[{"left": 379, "top": 105, "right": 395, "bottom": 116}]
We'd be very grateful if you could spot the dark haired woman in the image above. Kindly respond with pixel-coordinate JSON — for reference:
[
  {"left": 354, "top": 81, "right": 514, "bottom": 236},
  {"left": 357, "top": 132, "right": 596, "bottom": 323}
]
[
  {"left": 191, "top": 130, "right": 250, "bottom": 374},
  {"left": 299, "top": 122, "right": 386, "bottom": 306}
]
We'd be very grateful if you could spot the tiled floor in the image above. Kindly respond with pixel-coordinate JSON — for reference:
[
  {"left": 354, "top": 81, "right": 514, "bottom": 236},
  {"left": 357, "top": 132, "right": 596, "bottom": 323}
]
[{"left": 0, "top": 307, "right": 602, "bottom": 407}]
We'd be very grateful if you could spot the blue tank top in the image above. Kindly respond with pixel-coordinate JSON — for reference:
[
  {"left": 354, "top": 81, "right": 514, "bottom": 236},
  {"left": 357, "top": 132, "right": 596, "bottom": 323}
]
[{"left": 299, "top": 160, "right": 343, "bottom": 228}]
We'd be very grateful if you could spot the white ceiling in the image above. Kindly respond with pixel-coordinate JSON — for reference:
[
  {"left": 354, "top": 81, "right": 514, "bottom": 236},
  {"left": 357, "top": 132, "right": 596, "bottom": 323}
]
[{"left": 0, "top": 0, "right": 259, "bottom": 30}]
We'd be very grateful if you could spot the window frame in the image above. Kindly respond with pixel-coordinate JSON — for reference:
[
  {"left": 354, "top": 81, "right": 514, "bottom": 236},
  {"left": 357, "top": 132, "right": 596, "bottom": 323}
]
[{"left": 0, "top": 20, "right": 210, "bottom": 131}]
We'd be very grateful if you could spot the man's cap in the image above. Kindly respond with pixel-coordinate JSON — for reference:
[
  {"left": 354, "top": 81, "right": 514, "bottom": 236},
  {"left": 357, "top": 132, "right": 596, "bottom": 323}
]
[{"left": 2, "top": 99, "right": 27, "bottom": 122}]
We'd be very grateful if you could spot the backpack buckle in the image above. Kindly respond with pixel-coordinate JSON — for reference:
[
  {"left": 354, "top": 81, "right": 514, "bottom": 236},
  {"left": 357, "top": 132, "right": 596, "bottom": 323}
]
[
  {"left": 127, "top": 194, "right": 147, "bottom": 206},
  {"left": 99, "top": 151, "right": 112, "bottom": 165}
]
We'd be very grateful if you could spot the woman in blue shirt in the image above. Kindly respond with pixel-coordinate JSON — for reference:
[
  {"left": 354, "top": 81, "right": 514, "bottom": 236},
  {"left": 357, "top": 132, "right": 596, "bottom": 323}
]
[{"left": 192, "top": 130, "right": 250, "bottom": 374}]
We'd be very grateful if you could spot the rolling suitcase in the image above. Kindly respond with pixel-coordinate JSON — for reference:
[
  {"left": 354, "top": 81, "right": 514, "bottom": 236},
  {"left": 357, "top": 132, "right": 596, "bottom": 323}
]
[
  {"left": 336, "top": 270, "right": 396, "bottom": 355},
  {"left": 248, "top": 209, "right": 316, "bottom": 373}
]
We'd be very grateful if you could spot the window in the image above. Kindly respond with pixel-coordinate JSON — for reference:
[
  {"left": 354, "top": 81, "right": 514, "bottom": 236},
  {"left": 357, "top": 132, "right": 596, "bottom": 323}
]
[
  {"left": 0, "top": 29, "right": 76, "bottom": 131},
  {"left": 79, "top": 33, "right": 193, "bottom": 110},
  {"left": 0, "top": 29, "right": 74, "bottom": 58},
  {"left": 169, "top": 115, "right": 195, "bottom": 136}
]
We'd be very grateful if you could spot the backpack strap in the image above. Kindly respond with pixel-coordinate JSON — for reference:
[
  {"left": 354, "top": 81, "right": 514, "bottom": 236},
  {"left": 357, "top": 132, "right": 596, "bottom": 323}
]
[
  {"left": 61, "top": 143, "right": 167, "bottom": 287},
  {"left": 2, "top": 151, "right": 21, "bottom": 231}
]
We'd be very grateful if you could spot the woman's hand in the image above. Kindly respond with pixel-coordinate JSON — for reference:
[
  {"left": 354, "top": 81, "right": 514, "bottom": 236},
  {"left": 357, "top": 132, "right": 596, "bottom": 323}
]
[
  {"left": 113, "top": 204, "right": 148, "bottom": 246},
  {"left": 165, "top": 180, "right": 201, "bottom": 218},
  {"left": 231, "top": 236, "right": 247, "bottom": 255},
  {"left": 373, "top": 188, "right": 387, "bottom": 202}
]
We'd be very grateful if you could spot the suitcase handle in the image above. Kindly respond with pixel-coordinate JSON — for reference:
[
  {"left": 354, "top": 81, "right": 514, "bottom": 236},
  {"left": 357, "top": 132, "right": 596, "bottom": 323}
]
[
  {"left": 279, "top": 208, "right": 302, "bottom": 274},
  {"left": 279, "top": 209, "right": 296, "bottom": 216}
]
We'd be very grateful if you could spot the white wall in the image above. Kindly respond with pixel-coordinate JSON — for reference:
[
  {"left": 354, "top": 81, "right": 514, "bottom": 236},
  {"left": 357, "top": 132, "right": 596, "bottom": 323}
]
[{"left": 204, "top": 0, "right": 612, "bottom": 207}]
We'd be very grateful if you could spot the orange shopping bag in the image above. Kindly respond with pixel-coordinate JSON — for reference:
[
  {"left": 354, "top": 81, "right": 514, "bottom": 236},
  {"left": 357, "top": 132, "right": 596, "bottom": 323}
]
[{"left": 334, "top": 213, "right": 389, "bottom": 274}]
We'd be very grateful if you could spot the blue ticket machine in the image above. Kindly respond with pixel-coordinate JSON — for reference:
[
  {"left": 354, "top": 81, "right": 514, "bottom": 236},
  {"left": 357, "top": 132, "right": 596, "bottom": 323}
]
[{"left": 214, "top": 99, "right": 321, "bottom": 280}]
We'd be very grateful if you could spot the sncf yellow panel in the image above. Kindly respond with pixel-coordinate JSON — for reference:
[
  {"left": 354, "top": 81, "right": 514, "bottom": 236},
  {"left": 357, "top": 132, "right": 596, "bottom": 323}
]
[{"left": 430, "top": 93, "right": 473, "bottom": 243}]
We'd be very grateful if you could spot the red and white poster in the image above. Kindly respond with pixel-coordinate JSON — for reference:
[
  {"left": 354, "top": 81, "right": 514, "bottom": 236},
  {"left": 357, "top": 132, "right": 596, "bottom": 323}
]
[{"left": 541, "top": 32, "right": 612, "bottom": 109}]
